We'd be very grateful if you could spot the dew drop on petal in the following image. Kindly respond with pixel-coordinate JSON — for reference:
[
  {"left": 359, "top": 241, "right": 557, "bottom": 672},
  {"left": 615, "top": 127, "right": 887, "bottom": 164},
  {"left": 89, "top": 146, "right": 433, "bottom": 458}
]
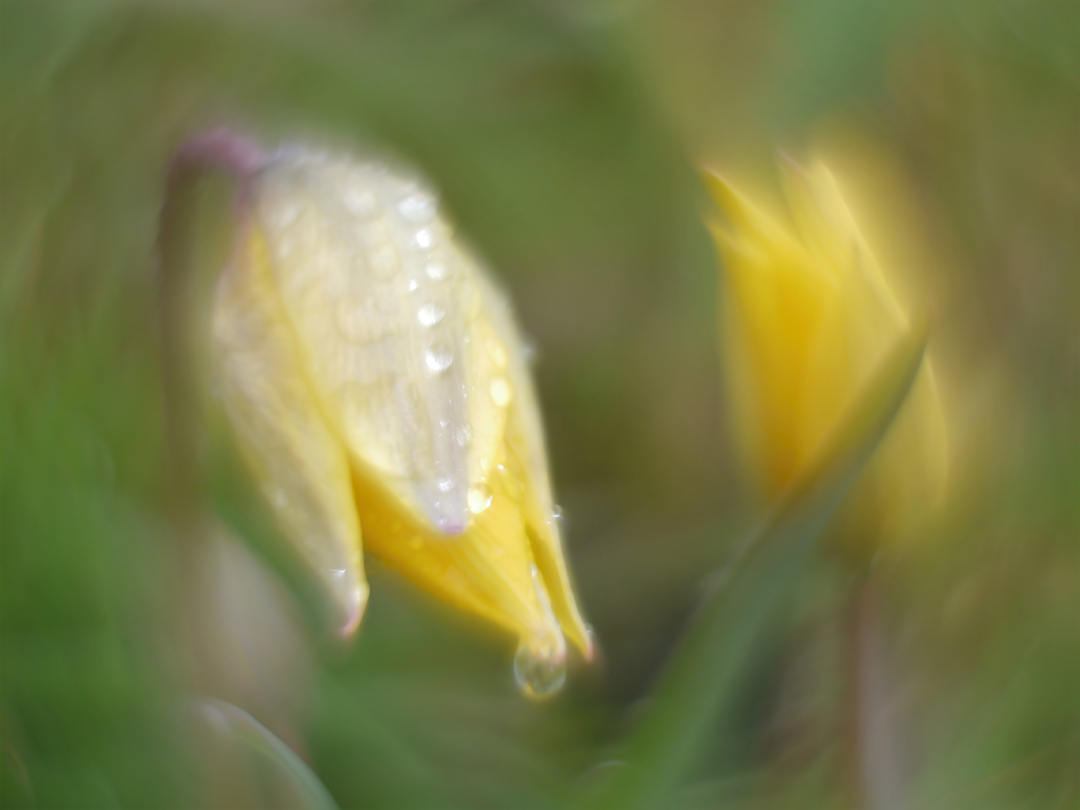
[
  {"left": 408, "top": 278, "right": 419, "bottom": 291},
  {"left": 467, "top": 484, "right": 492, "bottom": 514},
  {"left": 425, "top": 344, "right": 454, "bottom": 374},
  {"left": 436, "top": 477, "right": 455, "bottom": 493},
  {"left": 486, "top": 338, "right": 508, "bottom": 369},
  {"left": 412, "top": 229, "right": 435, "bottom": 249},
  {"left": 425, "top": 260, "right": 449, "bottom": 280},
  {"left": 418, "top": 303, "right": 445, "bottom": 327},
  {"left": 397, "top": 192, "right": 437, "bottom": 223},
  {"left": 489, "top": 377, "right": 512, "bottom": 407},
  {"left": 455, "top": 424, "right": 473, "bottom": 447}
]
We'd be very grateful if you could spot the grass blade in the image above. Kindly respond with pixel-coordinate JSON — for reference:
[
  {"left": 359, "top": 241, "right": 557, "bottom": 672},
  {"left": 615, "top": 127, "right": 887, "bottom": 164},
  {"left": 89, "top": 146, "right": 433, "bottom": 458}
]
[{"left": 582, "top": 318, "right": 930, "bottom": 810}]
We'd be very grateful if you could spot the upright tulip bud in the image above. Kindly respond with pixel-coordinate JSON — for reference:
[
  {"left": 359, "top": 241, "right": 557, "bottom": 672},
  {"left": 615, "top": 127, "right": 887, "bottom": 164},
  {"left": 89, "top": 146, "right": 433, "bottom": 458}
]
[
  {"left": 207, "top": 143, "right": 591, "bottom": 695},
  {"left": 704, "top": 160, "right": 948, "bottom": 554}
]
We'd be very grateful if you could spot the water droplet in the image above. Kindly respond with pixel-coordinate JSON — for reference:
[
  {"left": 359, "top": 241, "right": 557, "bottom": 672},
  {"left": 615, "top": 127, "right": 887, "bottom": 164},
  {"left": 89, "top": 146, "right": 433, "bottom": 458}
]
[
  {"left": 412, "top": 229, "right": 435, "bottom": 249},
  {"left": 455, "top": 424, "right": 473, "bottom": 447},
  {"left": 418, "top": 303, "right": 445, "bottom": 327},
  {"left": 408, "top": 278, "right": 420, "bottom": 291},
  {"left": 486, "top": 338, "right": 508, "bottom": 368},
  {"left": 489, "top": 377, "right": 512, "bottom": 407},
  {"left": 552, "top": 504, "right": 564, "bottom": 519},
  {"left": 397, "top": 192, "right": 437, "bottom": 223},
  {"left": 344, "top": 188, "right": 378, "bottom": 217},
  {"left": 467, "top": 484, "right": 492, "bottom": 514},
  {"left": 514, "top": 636, "right": 567, "bottom": 699},
  {"left": 425, "top": 259, "right": 449, "bottom": 280},
  {"left": 436, "top": 477, "right": 455, "bottom": 493},
  {"left": 370, "top": 245, "right": 398, "bottom": 278},
  {"left": 425, "top": 344, "right": 453, "bottom": 374}
]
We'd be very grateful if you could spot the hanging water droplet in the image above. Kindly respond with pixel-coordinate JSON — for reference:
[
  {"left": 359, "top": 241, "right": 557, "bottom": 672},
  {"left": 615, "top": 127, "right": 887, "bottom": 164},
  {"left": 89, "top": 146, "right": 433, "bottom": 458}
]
[
  {"left": 486, "top": 338, "right": 508, "bottom": 368},
  {"left": 397, "top": 192, "right": 437, "bottom": 223},
  {"left": 489, "top": 376, "right": 512, "bottom": 407},
  {"left": 551, "top": 504, "right": 564, "bottom": 519},
  {"left": 418, "top": 302, "right": 445, "bottom": 327},
  {"left": 436, "top": 477, "right": 455, "bottom": 493},
  {"left": 425, "top": 259, "right": 449, "bottom": 280},
  {"left": 514, "top": 636, "right": 567, "bottom": 698},
  {"left": 467, "top": 484, "right": 492, "bottom": 514},
  {"left": 425, "top": 344, "right": 454, "bottom": 374}
]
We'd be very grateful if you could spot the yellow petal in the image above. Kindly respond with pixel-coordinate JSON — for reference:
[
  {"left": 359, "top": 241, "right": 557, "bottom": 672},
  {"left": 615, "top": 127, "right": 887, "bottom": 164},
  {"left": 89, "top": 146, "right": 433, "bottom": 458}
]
[
  {"left": 252, "top": 157, "right": 472, "bottom": 534},
  {"left": 474, "top": 269, "right": 593, "bottom": 659},
  {"left": 212, "top": 222, "right": 368, "bottom": 635}
]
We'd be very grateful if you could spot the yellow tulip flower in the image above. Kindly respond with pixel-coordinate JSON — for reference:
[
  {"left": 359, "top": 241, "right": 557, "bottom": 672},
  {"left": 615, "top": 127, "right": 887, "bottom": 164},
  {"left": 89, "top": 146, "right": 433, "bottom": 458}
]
[
  {"left": 210, "top": 147, "right": 591, "bottom": 695},
  {"left": 704, "top": 160, "right": 947, "bottom": 552}
]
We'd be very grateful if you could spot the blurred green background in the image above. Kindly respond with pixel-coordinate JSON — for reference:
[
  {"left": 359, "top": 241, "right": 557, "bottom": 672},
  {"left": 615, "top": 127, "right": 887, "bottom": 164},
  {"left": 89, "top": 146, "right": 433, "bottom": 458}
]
[{"left": 1, "top": 0, "right": 1076, "bottom": 808}]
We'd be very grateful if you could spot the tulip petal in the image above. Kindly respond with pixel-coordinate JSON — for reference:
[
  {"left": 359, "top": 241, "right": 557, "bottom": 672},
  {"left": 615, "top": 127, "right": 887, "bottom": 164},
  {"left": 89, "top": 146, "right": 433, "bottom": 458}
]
[
  {"left": 252, "top": 155, "right": 472, "bottom": 534},
  {"left": 212, "top": 222, "right": 368, "bottom": 635},
  {"left": 474, "top": 271, "right": 593, "bottom": 659}
]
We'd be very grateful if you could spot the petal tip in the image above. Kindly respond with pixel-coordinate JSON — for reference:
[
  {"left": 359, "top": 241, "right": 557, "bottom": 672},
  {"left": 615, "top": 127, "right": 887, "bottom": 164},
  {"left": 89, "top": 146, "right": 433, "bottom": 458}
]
[{"left": 339, "top": 581, "right": 370, "bottom": 639}]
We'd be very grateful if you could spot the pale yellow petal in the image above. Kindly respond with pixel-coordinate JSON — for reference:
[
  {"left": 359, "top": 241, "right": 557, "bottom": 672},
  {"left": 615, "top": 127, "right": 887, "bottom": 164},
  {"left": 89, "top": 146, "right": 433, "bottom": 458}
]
[
  {"left": 252, "top": 156, "right": 472, "bottom": 534},
  {"left": 212, "top": 222, "right": 367, "bottom": 634},
  {"left": 473, "top": 269, "right": 593, "bottom": 659}
]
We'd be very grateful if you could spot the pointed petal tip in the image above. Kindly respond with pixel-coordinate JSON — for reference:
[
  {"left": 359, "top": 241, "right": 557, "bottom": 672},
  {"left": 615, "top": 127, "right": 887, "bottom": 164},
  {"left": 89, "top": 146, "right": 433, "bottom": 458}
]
[{"left": 338, "top": 581, "right": 370, "bottom": 639}]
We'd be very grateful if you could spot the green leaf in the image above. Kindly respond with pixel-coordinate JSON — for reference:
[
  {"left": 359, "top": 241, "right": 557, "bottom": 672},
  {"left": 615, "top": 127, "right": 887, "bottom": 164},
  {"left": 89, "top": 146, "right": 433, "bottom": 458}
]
[
  {"left": 580, "top": 318, "right": 930, "bottom": 810},
  {"left": 196, "top": 700, "right": 340, "bottom": 810}
]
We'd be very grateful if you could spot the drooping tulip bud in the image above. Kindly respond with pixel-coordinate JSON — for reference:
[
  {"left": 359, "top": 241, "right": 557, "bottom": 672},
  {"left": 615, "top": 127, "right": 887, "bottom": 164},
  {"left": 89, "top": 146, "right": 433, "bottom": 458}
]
[
  {"left": 207, "top": 142, "right": 591, "bottom": 695},
  {"left": 704, "top": 160, "right": 948, "bottom": 554}
]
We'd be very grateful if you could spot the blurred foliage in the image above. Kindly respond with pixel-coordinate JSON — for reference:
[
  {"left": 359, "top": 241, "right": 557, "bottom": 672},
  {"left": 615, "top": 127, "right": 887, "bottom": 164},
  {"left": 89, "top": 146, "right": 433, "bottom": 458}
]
[{"left": 1, "top": 0, "right": 1077, "bottom": 808}]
